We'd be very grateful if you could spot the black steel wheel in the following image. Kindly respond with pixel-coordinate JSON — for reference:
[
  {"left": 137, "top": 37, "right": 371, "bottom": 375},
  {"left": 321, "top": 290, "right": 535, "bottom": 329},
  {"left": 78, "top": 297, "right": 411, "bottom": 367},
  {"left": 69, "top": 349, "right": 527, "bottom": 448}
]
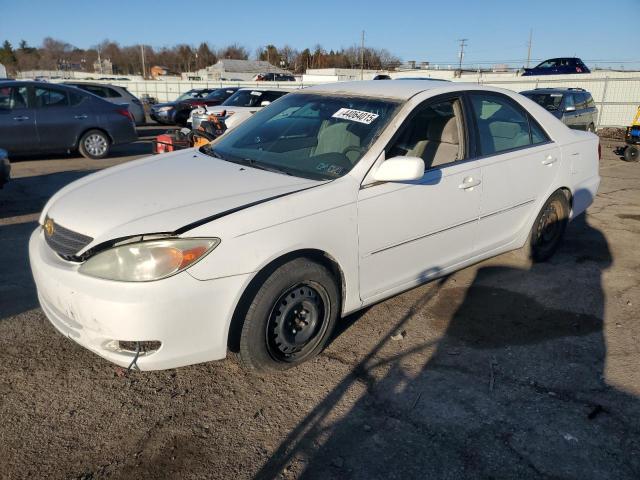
[
  {"left": 237, "top": 258, "right": 339, "bottom": 372},
  {"left": 265, "top": 282, "right": 331, "bottom": 363},
  {"left": 528, "top": 191, "right": 570, "bottom": 262}
]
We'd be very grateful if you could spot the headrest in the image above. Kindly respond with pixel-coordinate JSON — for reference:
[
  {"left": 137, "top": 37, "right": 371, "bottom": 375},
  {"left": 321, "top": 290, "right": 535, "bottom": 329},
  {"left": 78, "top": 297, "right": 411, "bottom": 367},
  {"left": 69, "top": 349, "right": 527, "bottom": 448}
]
[{"left": 427, "top": 116, "right": 459, "bottom": 144}]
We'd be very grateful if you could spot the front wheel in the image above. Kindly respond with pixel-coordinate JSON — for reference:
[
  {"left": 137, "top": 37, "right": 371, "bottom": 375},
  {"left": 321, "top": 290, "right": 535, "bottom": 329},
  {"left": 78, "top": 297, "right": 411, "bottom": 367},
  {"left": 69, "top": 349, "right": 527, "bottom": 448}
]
[
  {"left": 78, "top": 130, "right": 110, "bottom": 159},
  {"left": 238, "top": 258, "right": 339, "bottom": 372},
  {"left": 521, "top": 191, "right": 570, "bottom": 262}
]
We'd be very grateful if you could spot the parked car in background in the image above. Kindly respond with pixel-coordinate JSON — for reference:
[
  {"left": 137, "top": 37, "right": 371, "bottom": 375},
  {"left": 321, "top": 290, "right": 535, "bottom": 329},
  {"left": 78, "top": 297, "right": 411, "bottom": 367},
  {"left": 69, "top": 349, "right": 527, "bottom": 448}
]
[
  {"left": 0, "top": 81, "right": 137, "bottom": 159},
  {"left": 521, "top": 88, "right": 597, "bottom": 132},
  {"left": 0, "top": 148, "right": 10, "bottom": 188},
  {"left": 252, "top": 73, "right": 296, "bottom": 81},
  {"left": 522, "top": 57, "right": 590, "bottom": 76},
  {"left": 64, "top": 82, "right": 145, "bottom": 125},
  {"left": 188, "top": 88, "right": 290, "bottom": 131},
  {"left": 150, "top": 87, "right": 239, "bottom": 126},
  {"left": 30, "top": 81, "right": 600, "bottom": 372}
]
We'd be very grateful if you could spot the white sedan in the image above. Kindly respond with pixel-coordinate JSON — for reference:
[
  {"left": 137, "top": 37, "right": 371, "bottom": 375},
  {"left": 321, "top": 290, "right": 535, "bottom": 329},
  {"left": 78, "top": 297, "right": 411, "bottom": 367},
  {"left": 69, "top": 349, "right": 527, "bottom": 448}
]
[
  {"left": 187, "top": 87, "right": 291, "bottom": 131},
  {"left": 29, "top": 81, "right": 600, "bottom": 372}
]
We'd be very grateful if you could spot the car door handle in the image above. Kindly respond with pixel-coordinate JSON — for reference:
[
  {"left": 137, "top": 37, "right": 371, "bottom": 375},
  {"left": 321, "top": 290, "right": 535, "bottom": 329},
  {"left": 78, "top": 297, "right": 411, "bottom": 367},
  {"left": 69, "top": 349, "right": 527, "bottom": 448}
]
[
  {"left": 542, "top": 155, "right": 557, "bottom": 166},
  {"left": 13, "top": 115, "right": 29, "bottom": 121},
  {"left": 74, "top": 114, "right": 88, "bottom": 120},
  {"left": 458, "top": 176, "right": 481, "bottom": 190}
]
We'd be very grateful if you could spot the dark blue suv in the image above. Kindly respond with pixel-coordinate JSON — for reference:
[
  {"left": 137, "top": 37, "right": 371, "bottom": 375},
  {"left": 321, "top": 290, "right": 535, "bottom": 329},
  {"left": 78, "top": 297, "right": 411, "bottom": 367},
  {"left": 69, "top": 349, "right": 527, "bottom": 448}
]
[{"left": 522, "top": 57, "right": 590, "bottom": 76}]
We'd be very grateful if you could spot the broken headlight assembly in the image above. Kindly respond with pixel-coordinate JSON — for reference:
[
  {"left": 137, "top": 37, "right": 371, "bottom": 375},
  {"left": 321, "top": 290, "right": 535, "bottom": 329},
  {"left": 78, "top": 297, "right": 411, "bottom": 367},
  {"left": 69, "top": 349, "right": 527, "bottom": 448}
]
[{"left": 78, "top": 238, "right": 220, "bottom": 282}]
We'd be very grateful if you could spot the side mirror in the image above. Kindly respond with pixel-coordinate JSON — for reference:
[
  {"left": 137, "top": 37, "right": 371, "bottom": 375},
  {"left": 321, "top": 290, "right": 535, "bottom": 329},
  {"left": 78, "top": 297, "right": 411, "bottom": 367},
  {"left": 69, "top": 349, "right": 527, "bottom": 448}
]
[
  {"left": 373, "top": 156, "right": 425, "bottom": 182},
  {"left": 260, "top": 100, "right": 271, "bottom": 107},
  {"left": 564, "top": 105, "right": 576, "bottom": 112}
]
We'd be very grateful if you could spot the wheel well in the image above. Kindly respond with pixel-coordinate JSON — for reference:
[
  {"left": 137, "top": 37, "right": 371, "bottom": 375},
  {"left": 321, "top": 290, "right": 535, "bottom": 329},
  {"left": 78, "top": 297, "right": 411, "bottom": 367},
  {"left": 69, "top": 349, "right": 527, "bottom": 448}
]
[
  {"left": 76, "top": 127, "right": 112, "bottom": 148},
  {"left": 227, "top": 249, "right": 346, "bottom": 353}
]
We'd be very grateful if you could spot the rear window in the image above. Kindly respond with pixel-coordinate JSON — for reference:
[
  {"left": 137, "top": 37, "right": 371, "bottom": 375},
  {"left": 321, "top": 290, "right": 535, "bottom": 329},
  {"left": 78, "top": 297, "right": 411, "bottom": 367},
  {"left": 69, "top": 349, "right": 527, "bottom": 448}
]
[
  {"left": 522, "top": 92, "right": 563, "bottom": 111},
  {"left": 222, "top": 90, "right": 286, "bottom": 107}
]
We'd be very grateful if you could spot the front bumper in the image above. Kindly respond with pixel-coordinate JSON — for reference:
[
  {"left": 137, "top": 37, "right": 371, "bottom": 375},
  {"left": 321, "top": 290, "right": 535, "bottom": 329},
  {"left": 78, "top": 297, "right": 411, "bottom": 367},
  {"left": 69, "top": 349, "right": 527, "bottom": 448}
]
[{"left": 29, "top": 228, "right": 250, "bottom": 370}]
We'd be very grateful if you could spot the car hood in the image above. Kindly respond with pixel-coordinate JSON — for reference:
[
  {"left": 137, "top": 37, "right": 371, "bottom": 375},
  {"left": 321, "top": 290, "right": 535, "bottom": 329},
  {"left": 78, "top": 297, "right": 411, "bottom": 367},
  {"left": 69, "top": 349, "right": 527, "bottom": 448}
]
[{"left": 41, "top": 149, "right": 321, "bottom": 252}]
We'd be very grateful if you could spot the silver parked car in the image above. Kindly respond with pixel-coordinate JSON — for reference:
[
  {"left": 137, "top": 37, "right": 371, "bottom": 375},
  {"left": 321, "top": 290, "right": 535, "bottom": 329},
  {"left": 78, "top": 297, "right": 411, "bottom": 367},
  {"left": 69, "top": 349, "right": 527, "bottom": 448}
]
[{"left": 64, "top": 82, "right": 145, "bottom": 125}]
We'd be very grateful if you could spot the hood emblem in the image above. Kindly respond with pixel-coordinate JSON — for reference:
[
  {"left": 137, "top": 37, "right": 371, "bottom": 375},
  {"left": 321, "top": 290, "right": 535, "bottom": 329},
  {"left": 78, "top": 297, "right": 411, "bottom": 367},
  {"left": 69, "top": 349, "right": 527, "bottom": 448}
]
[{"left": 44, "top": 218, "right": 55, "bottom": 237}]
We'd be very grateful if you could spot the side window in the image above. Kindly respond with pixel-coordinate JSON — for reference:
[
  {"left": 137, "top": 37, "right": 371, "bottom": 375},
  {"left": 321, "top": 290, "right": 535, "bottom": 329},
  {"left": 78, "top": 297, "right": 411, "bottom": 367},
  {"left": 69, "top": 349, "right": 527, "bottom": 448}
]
[
  {"left": 529, "top": 117, "right": 549, "bottom": 145},
  {"left": 34, "top": 88, "right": 68, "bottom": 108},
  {"left": 106, "top": 88, "right": 122, "bottom": 98},
  {"left": 69, "top": 91, "right": 86, "bottom": 106},
  {"left": 586, "top": 94, "right": 596, "bottom": 109},
  {"left": 469, "top": 94, "right": 533, "bottom": 155},
  {"left": 563, "top": 94, "right": 575, "bottom": 110},
  {"left": 388, "top": 98, "right": 464, "bottom": 170},
  {"left": 84, "top": 85, "right": 107, "bottom": 97},
  {"left": 263, "top": 91, "right": 286, "bottom": 102},
  {"left": 574, "top": 93, "right": 587, "bottom": 110},
  {"left": 0, "top": 86, "right": 29, "bottom": 110}
]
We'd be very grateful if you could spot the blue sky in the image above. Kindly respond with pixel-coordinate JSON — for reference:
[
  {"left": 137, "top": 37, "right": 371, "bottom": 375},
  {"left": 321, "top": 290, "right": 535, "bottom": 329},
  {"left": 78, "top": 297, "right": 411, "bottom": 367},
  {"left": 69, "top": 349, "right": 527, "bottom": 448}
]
[{"left": 1, "top": 0, "right": 638, "bottom": 68}]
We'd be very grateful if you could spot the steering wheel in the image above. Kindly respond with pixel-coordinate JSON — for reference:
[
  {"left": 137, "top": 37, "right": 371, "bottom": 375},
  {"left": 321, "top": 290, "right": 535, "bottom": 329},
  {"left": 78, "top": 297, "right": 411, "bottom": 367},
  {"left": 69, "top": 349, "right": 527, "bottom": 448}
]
[{"left": 342, "top": 145, "right": 364, "bottom": 158}]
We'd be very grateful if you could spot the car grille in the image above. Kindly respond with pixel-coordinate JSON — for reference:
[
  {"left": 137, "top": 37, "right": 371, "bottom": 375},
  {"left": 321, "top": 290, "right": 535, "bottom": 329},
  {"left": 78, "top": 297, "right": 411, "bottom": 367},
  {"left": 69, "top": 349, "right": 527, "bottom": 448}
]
[{"left": 44, "top": 218, "right": 93, "bottom": 259}]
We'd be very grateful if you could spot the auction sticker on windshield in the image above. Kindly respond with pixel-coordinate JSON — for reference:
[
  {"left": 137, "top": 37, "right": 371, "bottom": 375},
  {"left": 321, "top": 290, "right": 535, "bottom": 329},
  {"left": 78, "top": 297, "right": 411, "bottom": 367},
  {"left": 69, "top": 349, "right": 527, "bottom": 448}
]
[{"left": 332, "top": 108, "right": 379, "bottom": 124}]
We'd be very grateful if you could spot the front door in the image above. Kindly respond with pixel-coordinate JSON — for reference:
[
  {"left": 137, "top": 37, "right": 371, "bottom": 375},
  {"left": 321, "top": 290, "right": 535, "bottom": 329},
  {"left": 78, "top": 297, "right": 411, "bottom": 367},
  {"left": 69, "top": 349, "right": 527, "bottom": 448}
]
[{"left": 357, "top": 96, "right": 481, "bottom": 301}]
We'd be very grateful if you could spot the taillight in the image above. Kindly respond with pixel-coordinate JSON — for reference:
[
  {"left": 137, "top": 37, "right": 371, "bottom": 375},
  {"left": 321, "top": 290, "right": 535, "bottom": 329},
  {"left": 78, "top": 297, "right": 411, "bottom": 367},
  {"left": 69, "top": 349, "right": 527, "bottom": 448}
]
[
  {"left": 115, "top": 108, "right": 132, "bottom": 120},
  {"left": 191, "top": 101, "right": 206, "bottom": 107}
]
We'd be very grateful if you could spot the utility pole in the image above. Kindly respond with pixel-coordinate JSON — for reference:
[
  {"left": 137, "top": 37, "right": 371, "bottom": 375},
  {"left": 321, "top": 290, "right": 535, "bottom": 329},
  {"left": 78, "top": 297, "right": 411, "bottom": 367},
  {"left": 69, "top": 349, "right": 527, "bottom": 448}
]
[
  {"left": 360, "top": 30, "right": 365, "bottom": 80},
  {"left": 140, "top": 44, "right": 146, "bottom": 78},
  {"left": 97, "top": 46, "right": 103, "bottom": 74},
  {"left": 526, "top": 29, "right": 533, "bottom": 68},
  {"left": 457, "top": 38, "right": 467, "bottom": 71}
]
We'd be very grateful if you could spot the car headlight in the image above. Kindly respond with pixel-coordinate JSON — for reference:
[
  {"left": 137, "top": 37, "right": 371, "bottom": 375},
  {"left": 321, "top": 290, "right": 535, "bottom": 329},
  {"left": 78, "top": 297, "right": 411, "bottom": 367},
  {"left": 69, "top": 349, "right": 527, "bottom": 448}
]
[
  {"left": 78, "top": 238, "right": 220, "bottom": 282},
  {"left": 156, "top": 106, "right": 173, "bottom": 112}
]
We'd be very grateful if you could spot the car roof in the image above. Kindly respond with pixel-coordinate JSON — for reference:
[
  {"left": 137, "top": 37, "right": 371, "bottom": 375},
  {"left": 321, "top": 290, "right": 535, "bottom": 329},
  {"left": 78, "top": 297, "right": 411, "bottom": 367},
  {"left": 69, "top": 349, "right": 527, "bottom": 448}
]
[
  {"left": 237, "top": 87, "right": 296, "bottom": 93},
  {"left": 64, "top": 81, "right": 125, "bottom": 89},
  {"left": 301, "top": 80, "right": 459, "bottom": 100}
]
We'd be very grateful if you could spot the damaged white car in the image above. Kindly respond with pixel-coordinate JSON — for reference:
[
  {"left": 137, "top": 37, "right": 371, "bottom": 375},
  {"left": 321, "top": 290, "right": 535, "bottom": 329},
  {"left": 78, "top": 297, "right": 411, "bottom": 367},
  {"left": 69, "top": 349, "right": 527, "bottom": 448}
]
[{"left": 30, "top": 81, "right": 600, "bottom": 372}]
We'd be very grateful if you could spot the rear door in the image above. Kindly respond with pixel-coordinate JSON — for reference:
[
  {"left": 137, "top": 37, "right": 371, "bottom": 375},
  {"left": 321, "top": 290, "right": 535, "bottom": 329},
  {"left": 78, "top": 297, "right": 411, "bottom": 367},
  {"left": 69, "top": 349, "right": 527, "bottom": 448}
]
[
  {"left": 0, "top": 84, "right": 37, "bottom": 153},
  {"left": 467, "top": 92, "right": 561, "bottom": 254},
  {"left": 34, "top": 86, "right": 95, "bottom": 150}
]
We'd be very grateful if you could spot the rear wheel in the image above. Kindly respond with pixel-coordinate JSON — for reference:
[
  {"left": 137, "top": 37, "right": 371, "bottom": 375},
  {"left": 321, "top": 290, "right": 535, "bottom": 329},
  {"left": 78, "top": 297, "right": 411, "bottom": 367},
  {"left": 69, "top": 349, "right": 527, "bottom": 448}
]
[
  {"left": 624, "top": 145, "right": 638, "bottom": 162},
  {"left": 521, "top": 191, "right": 570, "bottom": 262},
  {"left": 238, "top": 258, "right": 339, "bottom": 372},
  {"left": 78, "top": 130, "right": 110, "bottom": 160}
]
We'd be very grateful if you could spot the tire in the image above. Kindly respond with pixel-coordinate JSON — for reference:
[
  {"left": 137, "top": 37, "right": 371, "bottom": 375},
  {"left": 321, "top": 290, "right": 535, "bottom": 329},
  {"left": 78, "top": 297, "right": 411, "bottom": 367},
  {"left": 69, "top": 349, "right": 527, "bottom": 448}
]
[
  {"left": 623, "top": 145, "right": 638, "bottom": 162},
  {"left": 587, "top": 123, "right": 596, "bottom": 133},
  {"left": 521, "top": 190, "right": 570, "bottom": 262},
  {"left": 238, "top": 258, "right": 340, "bottom": 372},
  {"left": 78, "top": 130, "right": 110, "bottom": 160},
  {"left": 174, "top": 110, "right": 190, "bottom": 127}
]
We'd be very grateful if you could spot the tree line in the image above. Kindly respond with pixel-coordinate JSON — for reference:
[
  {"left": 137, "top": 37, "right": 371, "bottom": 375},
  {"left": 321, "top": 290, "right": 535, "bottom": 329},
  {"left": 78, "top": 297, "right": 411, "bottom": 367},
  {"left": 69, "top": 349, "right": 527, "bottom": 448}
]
[{"left": 0, "top": 38, "right": 401, "bottom": 76}]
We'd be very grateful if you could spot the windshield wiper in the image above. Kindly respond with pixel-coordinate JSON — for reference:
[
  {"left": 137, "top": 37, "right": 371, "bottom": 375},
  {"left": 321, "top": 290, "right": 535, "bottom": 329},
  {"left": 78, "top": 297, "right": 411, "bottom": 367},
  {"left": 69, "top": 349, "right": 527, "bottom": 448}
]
[{"left": 201, "top": 146, "right": 292, "bottom": 176}]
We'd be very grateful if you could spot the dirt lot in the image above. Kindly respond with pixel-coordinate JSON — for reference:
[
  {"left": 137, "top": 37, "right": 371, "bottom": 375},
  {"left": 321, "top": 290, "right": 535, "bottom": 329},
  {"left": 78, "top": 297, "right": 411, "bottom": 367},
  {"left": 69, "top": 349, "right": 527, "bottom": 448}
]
[{"left": 0, "top": 131, "right": 639, "bottom": 479}]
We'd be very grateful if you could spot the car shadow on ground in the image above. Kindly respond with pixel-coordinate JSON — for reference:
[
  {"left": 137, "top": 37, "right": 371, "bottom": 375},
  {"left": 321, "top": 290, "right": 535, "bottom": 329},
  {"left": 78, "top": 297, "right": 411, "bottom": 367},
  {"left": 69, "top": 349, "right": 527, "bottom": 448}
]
[{"left": 252, "top": 214, "right": 640, "bottom": 479}]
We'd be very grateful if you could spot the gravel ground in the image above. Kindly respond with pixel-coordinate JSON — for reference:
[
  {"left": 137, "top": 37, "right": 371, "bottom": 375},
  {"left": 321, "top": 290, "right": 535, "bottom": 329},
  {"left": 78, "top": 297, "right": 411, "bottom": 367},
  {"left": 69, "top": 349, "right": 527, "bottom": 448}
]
[{"left": 0, "top": 131, "right": 639, "bottom": 479}]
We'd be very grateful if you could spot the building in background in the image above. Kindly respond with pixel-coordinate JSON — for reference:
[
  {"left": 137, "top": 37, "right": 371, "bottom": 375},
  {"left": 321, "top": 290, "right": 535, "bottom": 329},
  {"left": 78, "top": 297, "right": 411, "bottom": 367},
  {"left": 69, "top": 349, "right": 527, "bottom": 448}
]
[
  {"left": 196, "top": 59, "right": 289, "bottom": 81},
  {"left": 0, "top": 63, "right": 7, "bottom": 78},
  {"left": 93, "top": 58, "right": 113, "bottom": 75}
]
